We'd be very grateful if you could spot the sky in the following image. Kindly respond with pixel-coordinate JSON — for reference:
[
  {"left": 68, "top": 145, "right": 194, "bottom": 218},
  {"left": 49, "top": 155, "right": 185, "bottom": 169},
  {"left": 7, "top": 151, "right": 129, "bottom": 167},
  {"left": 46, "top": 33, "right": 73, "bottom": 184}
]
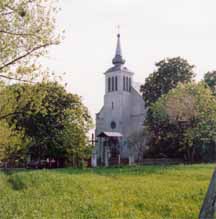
[{"left": 43, "top": 0, "right": 216, "bottom": 124}]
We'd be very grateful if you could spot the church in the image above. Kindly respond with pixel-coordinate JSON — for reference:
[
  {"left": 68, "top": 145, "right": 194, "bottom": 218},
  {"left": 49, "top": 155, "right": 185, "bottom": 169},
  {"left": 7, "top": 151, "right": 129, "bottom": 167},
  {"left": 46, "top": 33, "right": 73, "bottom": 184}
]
[{"left": 94, "top": 33, "right": 146, "bottom": 166}]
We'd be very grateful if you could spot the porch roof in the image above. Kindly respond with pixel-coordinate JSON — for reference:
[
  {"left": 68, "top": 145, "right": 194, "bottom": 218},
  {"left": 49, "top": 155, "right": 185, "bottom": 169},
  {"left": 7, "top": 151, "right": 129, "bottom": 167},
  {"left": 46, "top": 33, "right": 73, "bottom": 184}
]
[{"left": 97, "top": 131, "right": 123, "bottom": 138}]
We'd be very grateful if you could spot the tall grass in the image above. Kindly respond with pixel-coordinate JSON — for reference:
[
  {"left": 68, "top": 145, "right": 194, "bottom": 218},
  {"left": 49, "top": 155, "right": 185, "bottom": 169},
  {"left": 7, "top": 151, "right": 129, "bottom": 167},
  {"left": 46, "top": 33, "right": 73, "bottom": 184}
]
[{"left": 0, "top": 164, "right": 214, "bottom": 219}]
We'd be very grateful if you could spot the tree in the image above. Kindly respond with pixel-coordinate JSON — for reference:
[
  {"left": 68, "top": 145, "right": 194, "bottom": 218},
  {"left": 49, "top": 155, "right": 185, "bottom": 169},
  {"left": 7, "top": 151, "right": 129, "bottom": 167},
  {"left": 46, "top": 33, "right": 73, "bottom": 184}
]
[
  {"left": 149, "top": 82, "right": 216, "bottom": 162},
  {"left": 0, "top": 0, "right": 59, "bottom": 81},
  {"left": 140, "top": 57, "right": 195, "bottom": 106},
  {"left": 4, "top": 82, "right": 93, "bottom": 166},
  {"left": 204, "top": 71, "right": 216, "bottom": 94}
]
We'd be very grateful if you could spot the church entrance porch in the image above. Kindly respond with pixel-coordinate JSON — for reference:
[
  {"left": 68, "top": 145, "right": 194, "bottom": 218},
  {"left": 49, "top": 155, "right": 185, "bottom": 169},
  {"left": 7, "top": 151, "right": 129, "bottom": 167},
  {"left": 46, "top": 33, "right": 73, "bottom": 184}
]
[{"left": 97, "top": 132, "right": 123, "bottom": 166}]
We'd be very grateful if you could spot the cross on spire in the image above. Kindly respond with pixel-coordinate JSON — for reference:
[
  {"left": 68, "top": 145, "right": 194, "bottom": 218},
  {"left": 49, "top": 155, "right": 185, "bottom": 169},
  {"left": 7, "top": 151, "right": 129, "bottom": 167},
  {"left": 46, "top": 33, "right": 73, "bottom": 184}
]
[{"left": 117, "top": 25, "right": 120, "bottom": 35}]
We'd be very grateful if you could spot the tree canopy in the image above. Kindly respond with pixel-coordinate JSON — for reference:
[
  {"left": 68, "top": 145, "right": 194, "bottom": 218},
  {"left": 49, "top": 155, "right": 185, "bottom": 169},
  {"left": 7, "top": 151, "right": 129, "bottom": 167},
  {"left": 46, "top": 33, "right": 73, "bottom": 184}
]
[
  {"left": 140, "top": 57, "right": 195, "bottom": 106},
  {"left": 0, "top": 82, "right": 93, "bottom": 166},
  {"left": 148, "top": 82, "right": 216, "bottom": 161}
]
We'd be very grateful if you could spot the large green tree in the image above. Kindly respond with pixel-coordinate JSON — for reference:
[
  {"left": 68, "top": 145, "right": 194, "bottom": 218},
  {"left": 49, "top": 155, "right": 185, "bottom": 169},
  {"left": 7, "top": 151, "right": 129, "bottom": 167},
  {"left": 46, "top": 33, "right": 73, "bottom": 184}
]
[
  {"left": 5, "top": 82, "right": 93, "bottom": 166},
  {"left": 148, "top": 82, "right": 216, "bottom": 162},
  {"left": 140, "top": 57, "right": 195, "bottom": 106}
]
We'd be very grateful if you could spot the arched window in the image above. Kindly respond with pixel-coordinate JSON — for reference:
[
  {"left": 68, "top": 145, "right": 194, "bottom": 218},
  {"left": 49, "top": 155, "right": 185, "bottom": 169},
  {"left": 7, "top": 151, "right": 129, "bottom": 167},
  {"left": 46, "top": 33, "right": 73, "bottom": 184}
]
[
  {"left": 115, "top": 76, "right": 118, "bottom": 91},
  {"left": 112, "top": 102, "right": 114, "bottom": 109},
  {"left": 112, "top": 77, "right": 114, "bottom": 91}
]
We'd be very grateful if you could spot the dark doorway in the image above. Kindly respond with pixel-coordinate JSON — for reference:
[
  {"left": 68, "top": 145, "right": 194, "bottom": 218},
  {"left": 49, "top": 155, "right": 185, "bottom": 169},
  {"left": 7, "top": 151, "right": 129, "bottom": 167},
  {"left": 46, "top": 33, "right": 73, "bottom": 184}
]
[{"left": 108, "top": 137, "right": 120, "bottom": 165}]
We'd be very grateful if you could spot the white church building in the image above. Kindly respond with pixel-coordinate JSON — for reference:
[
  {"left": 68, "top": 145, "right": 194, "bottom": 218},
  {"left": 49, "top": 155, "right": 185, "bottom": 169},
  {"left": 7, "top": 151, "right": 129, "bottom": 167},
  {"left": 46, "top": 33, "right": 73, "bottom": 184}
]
[{"left": 94, "top": 33, "right": 146, "bottom": 166}]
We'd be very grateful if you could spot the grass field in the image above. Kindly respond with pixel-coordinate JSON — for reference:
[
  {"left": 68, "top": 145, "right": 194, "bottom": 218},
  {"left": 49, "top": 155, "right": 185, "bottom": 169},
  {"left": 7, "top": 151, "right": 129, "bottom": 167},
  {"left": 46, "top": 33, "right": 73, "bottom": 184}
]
[{"left": 0, "top": 164, "right": 214, "bottom": 219}]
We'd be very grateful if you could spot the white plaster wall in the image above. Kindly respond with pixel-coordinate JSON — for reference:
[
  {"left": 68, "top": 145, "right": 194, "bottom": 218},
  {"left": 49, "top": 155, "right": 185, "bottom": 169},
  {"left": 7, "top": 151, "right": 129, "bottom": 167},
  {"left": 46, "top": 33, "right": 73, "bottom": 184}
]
[{"left": 95, "top": 68, "right": 146, "bottom": 160}]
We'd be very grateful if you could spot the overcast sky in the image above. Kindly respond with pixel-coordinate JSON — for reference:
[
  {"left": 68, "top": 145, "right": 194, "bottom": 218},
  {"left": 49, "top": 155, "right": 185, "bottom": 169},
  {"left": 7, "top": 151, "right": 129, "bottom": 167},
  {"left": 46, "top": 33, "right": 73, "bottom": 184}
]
[{"left": 43, "top": 0, "right": 216, "bottom": 123}]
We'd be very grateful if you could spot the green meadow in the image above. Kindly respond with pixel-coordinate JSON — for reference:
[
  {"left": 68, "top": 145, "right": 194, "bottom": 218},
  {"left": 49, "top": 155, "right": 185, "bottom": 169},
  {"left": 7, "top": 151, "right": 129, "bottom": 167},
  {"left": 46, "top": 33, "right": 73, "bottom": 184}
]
[{"left": 0, "top": 164, "right": 214, "bottom": 219}]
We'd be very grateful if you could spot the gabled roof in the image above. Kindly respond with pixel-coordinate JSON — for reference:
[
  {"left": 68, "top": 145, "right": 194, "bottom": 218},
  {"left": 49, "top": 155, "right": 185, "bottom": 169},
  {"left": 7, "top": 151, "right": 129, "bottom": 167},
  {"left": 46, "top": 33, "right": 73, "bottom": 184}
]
[{"left": 97, "top": 132, "right": 123, "bottom": 138}]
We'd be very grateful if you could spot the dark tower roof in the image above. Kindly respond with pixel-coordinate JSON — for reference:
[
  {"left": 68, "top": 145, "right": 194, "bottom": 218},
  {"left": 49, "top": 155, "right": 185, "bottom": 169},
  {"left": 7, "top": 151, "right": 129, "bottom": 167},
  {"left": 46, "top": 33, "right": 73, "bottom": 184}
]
[
  {"left": 112, "top": 34, "right": 125, "bottom": 65},
  {"left": 105, "top": 33, "right": 133, "bottom": 74}
]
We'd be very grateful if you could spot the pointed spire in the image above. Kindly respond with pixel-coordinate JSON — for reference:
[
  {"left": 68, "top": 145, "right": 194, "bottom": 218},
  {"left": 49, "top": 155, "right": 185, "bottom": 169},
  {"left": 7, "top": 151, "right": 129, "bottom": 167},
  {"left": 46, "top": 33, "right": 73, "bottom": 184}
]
[{"left": 112, "top": 33, "right": 125, "bottom": 65}]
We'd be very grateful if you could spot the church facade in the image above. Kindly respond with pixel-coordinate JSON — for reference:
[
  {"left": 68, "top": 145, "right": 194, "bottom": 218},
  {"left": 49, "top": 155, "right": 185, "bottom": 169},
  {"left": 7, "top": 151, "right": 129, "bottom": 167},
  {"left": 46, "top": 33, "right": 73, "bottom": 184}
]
[{"left": 94, "top": 34, "right": 146, "bottom": 166}]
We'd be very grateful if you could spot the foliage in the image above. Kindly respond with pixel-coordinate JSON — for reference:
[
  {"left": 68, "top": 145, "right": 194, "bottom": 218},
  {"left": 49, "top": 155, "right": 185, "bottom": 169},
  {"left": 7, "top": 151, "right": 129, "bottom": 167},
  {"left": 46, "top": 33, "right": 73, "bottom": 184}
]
[
  {"left": 204, "top": 71, "right": 216, "bottom": 95},
  {"left": 148, "top": 82, "right": 216, "bottom": 161},
  {"left": 0, "top": 164, "right": 213, "bottom": 219},
  {"left": 0, "top": 120, "right": 28, "bottom": 163},
  {"left": 0, "top": 0, "right": 60, "bottom": 81},
  {"left": 0, "top": 82, "right": 45, "bottom": 121},
  {"left": 140, "top": 57, "right": 195, "bottom": 106},
  {"left": 54, "top": 91, "right": 93, "bottom": 166},
  {"left": 0, "top": 82, "right": 32, "bottom": 163},
  {"left": 0, "top": 82, "right": 93, "bottom": 165}
]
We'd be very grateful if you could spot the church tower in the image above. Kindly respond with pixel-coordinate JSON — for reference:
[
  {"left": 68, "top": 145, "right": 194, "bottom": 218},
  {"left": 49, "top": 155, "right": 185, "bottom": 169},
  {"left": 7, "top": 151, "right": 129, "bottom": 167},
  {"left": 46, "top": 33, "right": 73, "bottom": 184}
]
[
  {"left": 95, "top": 33, "right": 146, "bottom": 165},
  {"left": 103, "top": 33, "right": 134, "bottom": 136}
]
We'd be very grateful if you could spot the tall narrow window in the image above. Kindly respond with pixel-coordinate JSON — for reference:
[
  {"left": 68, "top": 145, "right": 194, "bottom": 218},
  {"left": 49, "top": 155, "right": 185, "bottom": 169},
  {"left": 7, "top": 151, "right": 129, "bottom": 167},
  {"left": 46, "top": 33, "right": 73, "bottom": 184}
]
[
  {"left": 108, "top": 78, "right": 111, "bottom": 92},
  {"left": 115, "top": 76, "right": 118, "bottom": 91},
  {"left": 112, "top": 77, "right": 114, "bottom": 91},
  {"left": 126, "top": 77, "right": 128, "bottom": 91},
  {"left": 129, "top": 78, "right": 131, "bottom": 92},
  {"left": 112, "top": 102, "right": 114, "bottom": 109},
  {"left": 123, "top": 76, "right": 125, "bottom": 91}
]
